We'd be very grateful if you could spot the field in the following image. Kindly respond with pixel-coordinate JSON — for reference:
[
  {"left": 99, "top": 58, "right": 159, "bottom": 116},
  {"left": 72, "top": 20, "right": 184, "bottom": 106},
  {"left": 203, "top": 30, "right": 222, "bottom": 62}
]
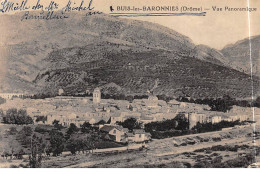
[
  {"left": 1, "top": 124, "right": 258, "bottom": 168},
  {"left": 48, "top": 125, "right": 260, "bottom": 168}
]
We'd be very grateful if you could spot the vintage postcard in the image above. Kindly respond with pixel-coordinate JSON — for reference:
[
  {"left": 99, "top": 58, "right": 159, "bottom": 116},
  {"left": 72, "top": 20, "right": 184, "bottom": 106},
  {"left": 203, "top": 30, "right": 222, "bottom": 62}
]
[{"left": 0, "top": 0, "right": 259, "bottom": 168}]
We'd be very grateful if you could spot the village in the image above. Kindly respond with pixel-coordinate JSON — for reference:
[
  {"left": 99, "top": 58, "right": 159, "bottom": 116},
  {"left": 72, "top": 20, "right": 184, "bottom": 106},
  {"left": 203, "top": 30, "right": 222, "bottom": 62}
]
[{"left": 0, "top": 87, "right": 257, "bottom": 144}]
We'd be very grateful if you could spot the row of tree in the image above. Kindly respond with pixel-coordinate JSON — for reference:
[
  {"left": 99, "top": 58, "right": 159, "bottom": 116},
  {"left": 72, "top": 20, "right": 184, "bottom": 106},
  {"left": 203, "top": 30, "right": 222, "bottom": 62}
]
[
  {"left": 0, "top": 108, "right": 33, "bottom": 125},
  {"left": 144, "top": 113, "right": 189, "bottom": 133},
  {"left": 177, "top": 95, "right": 253, "bottom": 112},
  {"left": 116, "top": 118, "right": 142, "bottom": 131},
  {"left": 144, "top": 113, "right": 244, "bottom": 139},
  {"left": 33, "top": 121, "right": 108, "bottom": 157},
  {"left": 192, "top": 120, "right": 243, "bottom": 133},
  {"left": 5, "top": 122, "right": 103, "bottom": 167}
]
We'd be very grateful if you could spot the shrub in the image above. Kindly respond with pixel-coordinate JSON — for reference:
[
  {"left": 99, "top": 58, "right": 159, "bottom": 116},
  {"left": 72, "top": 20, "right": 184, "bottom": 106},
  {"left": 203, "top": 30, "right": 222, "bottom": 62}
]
[
  {"left": 8, "top": 127, "right": 18, "bottom": 135},
  {"left": 10, "top": 165, "right": 19, "bottom": 168},
  {"left": 212, "top": 137, "right": 221, "bottom": 142},
  {"left": 35, "top": 125, "right": 52, "bottom": 133},
  {"left": 0, "top": 97, "right": 6, "bottom": 105},
  {"left": 194, "top": 148, "right": 205, "bottom": 152},
  {"left": 212, "top": 153, "right": 219, "bottom": 157},
  {"left": 18, "top": 164, "right": 28, "bottom": 168},
  {"left": 193, "top": 160, "right": 211, "bottom": 168},
  {"left": 187, "top": 141, "right": 196, "bottom": 145},
  {"left": 205, "top": 150, "right": 213, "bottom": 154},
  {"left": 180, "top": 143, "right": 187, "bottom": 146}
]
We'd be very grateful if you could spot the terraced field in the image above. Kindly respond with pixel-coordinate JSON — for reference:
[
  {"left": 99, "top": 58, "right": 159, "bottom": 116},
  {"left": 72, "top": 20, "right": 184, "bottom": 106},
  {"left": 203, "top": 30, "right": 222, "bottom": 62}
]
[{"left": 44, "top": 126, "right": 259, "bottom": 168}]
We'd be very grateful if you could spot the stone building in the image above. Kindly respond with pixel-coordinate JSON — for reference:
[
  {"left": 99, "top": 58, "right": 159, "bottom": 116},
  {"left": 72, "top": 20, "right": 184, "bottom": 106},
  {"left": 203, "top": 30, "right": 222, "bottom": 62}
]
[
  {"left": 58, "top": 89, "right": 64, "bottom": 96},
  {"left": 146, "top": 95, "right": 159, "bottom": 108},
  {"left": 188, "top": 113, "right": 209, "bottom": 129},
  {"left": 93, "top": 87, "right": 101, "bottom": 104},
  {"left": 211, "top": 116, "right": 222, "bottom": 124}
]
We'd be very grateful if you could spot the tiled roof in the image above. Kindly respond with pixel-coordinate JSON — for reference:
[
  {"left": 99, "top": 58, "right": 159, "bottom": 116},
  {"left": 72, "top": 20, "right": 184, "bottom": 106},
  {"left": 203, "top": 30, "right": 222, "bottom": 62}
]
[
  {"left": 126, "top": 132, "right": 134, "bottom": 137},
  {"left": 100, "top": 125, "right": 116, "bottom": 132},
  {"left": 140, "top": 116, "right": 154, "bottom": 120},
  {"left": 133, "top": 129, "right": 145, "bottom": 134},
  {"left": 100, "top": 125, "right": 124, "bottom": 132}
]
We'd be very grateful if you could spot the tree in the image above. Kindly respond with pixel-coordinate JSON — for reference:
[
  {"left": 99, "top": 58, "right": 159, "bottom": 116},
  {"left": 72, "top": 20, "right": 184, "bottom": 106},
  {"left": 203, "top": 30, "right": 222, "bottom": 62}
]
[
  {"left": 65, "top": 123, "right": 78, "bottom": 139},
  {"left": 66, "top": 133, "right": 98, "bottom": 155},
  {"left": 3, "top": 108, "right": 33, "bottom": 125},
  {"left": 0, "top": 109, "right": 4, "bottom": 121},
  {"left": 35, "top": 116, "right": 47, "bottom": 123},
  {"left": 29, "top": 134, "right": 43, "bottom": 168},
  {"left": 17, "top": 126, "right": 33, "bottom": 148},
  {"left": 81, "top": 121, "right": 92, "bottom": 133},
  {"left": 117, "top": 118, "right": 142, "bottom": 131},
  {"left": 66, "top": 138, "right": 78, "bottom": 155},
  {"left": 208, "top": 95, "right": 234, "bottom": 112},
  {"left": 86, "top": 132, "right": 101, "bottom": 153},
  {"left": 254, "top": 96, "right": 260, "bottom": 108},
  {"left": 45, "top": 144, "right": 52, "bottom": 157},
  {"left": 125, "top": 95, "right": 134, "bottom": 102},
  {"left": 192, "top": 120, "right": 241, "bottom": 133},
  {"left": 173, "top": 113, "right": 189, "bottom": 130},
  {"left": 18, "top": 149, "right": 25, "bottom": 159},
  {"left": 49, "top": 129, "right": 64, "bottom": 156},
  {"left": 20, "top": 126, "right": 33, "bottom": 136},
  {"left": 4, "top": 108, "right": 17, "bottom": 124},
  {"left": 235, "top": 100, "right": 250, "bottom": 107},
  {"left": 8, "top": 127, "right": 18, "bottom": 135},
  {"left": 52, "top": 120, "right": 63, "bottom": 130},
  {"left": 144, "top": 113, "right": 189, "bottom": 134}
]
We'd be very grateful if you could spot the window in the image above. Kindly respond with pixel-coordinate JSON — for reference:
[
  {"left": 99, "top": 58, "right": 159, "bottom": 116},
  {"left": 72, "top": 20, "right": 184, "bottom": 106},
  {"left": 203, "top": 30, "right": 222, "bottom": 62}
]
[
  {"left": 113, "top": 130, "right": 116, "bottom": 134},
  {"left": 139, "top": 134, "right": 142, "bottom": 138}
]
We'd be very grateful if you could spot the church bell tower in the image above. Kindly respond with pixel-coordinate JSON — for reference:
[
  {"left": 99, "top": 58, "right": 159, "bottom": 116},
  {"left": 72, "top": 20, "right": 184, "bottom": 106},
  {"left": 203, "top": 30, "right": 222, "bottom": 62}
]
[{"left": 93, "top": 87, "right": 101, "bottom": 104}]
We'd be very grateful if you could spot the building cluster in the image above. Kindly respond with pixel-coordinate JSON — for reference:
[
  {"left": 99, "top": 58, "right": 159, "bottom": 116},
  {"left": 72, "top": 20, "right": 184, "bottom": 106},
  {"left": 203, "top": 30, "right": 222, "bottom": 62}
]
[
  {"left": 0, "top": 88, "right": 257, "bottom": 142},
  {"left": 187, "top": 109, "right": 252, "bottom": 129},
  {"left": 0, "top": 93, "right": 33, "bottom": 100}
]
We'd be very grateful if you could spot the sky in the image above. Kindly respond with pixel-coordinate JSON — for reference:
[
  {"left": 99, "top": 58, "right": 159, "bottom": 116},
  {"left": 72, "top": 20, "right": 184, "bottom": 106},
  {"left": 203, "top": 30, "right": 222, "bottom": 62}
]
[{"left": 97, "top": 0, "right": 260, "bottom": 50}]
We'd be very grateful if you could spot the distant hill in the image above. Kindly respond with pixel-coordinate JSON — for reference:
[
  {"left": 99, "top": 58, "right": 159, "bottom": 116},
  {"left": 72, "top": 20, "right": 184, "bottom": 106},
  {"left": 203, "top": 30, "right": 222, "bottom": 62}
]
[
  {"left": 0, "top": 12, "right": 259, "bottom": 98},
  {"left": 221, "top": 35, "right": 260, "bottom": 76},
  {"left": 194, "top": 45, "right": 227, "bottom": 66}
]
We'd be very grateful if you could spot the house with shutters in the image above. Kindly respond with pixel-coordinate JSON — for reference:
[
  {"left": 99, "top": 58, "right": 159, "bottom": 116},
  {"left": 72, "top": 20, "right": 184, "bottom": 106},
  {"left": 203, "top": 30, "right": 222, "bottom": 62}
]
[
  {"left": 100, "top": 125, "right": 128, "bottom": 143},
  {"left": 100, "top": 125, "right": 151, "bottom": 143}
]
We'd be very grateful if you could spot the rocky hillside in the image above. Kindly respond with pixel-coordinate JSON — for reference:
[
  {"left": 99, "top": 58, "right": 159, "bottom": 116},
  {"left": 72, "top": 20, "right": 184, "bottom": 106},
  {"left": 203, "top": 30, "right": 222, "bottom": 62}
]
[
  {"left": 0, "top": 12, "right": 196, "bottom": 92},
  {"left": 0, "top": 12, "right": 259, "bottom": 98}
]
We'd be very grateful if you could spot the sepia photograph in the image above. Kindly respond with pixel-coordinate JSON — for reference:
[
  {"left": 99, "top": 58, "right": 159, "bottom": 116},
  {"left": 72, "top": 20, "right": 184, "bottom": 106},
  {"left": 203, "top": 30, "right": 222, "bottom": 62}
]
[{"left": 0, "top": 0, "right": 259, "bottom": 169}]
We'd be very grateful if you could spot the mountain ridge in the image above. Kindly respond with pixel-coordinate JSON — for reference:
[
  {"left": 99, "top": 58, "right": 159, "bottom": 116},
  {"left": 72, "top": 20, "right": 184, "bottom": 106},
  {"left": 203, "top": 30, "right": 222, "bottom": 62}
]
[{"left": 0, "top": 12, "right": 259, "bottom": 98}]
